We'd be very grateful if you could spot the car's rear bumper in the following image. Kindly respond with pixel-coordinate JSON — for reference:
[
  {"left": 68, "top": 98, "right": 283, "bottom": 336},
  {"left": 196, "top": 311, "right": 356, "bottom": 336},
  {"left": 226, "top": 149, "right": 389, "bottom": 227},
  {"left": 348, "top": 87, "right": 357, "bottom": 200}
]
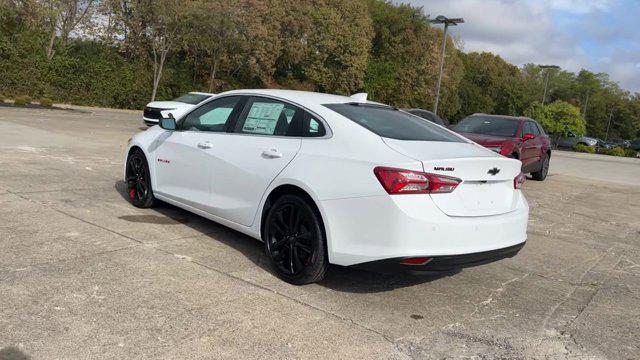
[
  {"left": 319, "top": 191, "right": 529, "bottom": 267},
  {"left": 354, "top": 242, "right": 525, "bottom": 273}
]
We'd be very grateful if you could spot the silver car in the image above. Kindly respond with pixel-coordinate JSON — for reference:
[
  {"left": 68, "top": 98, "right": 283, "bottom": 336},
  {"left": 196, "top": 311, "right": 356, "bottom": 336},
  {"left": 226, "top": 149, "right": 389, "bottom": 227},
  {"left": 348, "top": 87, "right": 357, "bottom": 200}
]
[{"left": 556, "top": 131, "right": 597, "bottom": 148}]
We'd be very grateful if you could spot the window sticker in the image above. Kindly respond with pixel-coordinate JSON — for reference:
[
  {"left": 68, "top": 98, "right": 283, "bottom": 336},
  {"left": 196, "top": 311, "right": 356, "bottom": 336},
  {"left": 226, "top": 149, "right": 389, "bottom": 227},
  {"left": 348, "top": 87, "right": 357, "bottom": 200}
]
[{"left": 242, "top": 102, "right": 285, "bottom": 135}]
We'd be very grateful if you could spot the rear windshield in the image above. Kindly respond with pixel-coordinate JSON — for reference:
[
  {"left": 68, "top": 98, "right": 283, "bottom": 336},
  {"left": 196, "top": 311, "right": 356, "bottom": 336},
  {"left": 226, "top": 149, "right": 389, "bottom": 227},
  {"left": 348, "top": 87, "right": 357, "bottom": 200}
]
[
  {"left": 452, "top": 115, "right": 520, "bottom": 137},
  {"left": 324, "top": 103, "right": 463, "bottom": 142},
  {"left": 173, "top": 93, "right": 211, "bottom": 105}
]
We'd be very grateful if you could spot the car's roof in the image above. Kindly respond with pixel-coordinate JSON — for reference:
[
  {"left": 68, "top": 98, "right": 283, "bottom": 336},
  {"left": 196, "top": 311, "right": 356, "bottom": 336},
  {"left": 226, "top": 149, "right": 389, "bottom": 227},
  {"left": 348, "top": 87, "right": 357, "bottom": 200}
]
[
  {"left": 469, "top": 113, "right": 529, "bottom": 122},
  {"left": 218, "top": 89, "right": 377, "bottom": 106},
  {"left": 189, "top": 92, "right": 216, "bottom": 96},
  {"left": 405, "top": 108, "right": 436, "bottom": 115}
]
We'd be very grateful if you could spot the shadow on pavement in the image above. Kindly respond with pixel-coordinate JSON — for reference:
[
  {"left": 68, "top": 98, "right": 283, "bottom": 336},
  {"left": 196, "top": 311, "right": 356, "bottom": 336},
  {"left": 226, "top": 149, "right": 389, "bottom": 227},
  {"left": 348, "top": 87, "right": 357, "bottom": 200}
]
[
  {"left": 114, "top": 180, "right": 453, "bottom": 293},
  {"left": 0, "top": 347, "right": 30, "bottom": 360}
]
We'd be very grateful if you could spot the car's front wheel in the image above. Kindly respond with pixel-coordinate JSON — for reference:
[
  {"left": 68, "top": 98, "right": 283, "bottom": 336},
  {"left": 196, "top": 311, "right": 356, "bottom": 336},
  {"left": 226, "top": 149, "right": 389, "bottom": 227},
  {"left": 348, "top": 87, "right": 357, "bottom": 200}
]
[
  {"left": 263, "top": 194, "right": 328, "bottom": 285},
  {"left": 125, "top": 149, "right": 155, "bottom": 208}
]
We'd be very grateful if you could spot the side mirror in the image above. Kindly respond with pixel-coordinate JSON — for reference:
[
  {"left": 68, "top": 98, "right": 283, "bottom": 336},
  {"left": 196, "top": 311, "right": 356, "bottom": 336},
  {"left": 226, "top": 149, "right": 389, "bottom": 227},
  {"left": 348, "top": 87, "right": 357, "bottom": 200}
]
[
  {"left": 160, "top": 116, "right": 176, "bottom": 130},
  {"left": 522, "top": 133, "right": 536, "bottom": 141}
]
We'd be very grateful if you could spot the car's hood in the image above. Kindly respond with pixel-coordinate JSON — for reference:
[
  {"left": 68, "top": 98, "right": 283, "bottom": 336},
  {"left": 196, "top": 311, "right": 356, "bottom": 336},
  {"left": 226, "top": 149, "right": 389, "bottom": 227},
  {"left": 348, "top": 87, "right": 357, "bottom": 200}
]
[
  {"left": 457, "top": 132, "right": 513, "bottom": 145},
  {"left": 145, "top": 101, "right": 191, "bottom": 109}
]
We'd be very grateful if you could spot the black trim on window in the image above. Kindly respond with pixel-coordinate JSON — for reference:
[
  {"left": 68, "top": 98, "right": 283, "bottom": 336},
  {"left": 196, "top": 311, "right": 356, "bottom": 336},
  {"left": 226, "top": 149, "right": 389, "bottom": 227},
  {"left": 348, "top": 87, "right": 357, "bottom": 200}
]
[{"left": 302, "top": 112, "right": 326, "bottom": 137}]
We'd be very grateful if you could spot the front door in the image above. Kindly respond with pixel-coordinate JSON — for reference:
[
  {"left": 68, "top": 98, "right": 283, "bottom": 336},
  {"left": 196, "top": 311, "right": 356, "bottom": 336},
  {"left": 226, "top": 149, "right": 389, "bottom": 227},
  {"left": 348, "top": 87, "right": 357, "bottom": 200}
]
[{"left": 152, "top": 95, "right": 245, "bottom": 209}]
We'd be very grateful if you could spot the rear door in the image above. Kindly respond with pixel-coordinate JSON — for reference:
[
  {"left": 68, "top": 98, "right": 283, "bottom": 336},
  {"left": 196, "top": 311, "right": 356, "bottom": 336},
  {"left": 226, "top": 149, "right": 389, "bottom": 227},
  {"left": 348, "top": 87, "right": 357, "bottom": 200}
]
[{"left": 205, "top": 96, "right": 303, "bottom": 226}]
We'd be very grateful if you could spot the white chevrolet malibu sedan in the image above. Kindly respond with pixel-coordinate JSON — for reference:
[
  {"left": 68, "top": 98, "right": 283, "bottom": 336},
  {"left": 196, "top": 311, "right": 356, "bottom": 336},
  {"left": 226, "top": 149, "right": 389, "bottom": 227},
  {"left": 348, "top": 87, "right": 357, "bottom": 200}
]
[{"left": 124, "top": 89, "right": 528, "bottom": 284}]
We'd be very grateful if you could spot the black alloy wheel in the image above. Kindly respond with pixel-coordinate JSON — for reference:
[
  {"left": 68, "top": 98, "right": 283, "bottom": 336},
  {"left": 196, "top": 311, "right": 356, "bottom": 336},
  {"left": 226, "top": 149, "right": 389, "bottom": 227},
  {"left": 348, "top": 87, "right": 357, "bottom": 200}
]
[
  {"left": 531, "top": 153, "right": 549, "bottom": 181},
  {"left": 126, "top": 150, "right": 155, "bottom": 208},
  {"left": 264, "top": 194, "right": 328, "bottom": 285}
]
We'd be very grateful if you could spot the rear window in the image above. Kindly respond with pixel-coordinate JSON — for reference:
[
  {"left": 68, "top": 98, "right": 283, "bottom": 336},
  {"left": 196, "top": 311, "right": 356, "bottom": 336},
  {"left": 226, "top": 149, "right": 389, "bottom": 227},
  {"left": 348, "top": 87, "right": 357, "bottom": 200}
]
[
  {"left": 324, "top": 103, "right": 462, "bottom": 142},
  {"left": 452, "top": 115, "right": 520, "bottom": 137},
  {"left": 173, "top": 93, "right": 211, "bottom": 105}
]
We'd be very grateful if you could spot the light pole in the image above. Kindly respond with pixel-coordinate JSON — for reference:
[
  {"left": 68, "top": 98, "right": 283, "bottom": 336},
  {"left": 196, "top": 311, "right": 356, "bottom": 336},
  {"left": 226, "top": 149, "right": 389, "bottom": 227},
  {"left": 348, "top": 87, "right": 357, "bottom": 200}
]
[
  {"left": 605, "top": 108, "right": 614, "bottom": 141},
  {"left": 539, "top": 64, "right": 559, "bottom": 105},
  {"left": 430, "top": 15, "right": 464, "bottom": 116}
]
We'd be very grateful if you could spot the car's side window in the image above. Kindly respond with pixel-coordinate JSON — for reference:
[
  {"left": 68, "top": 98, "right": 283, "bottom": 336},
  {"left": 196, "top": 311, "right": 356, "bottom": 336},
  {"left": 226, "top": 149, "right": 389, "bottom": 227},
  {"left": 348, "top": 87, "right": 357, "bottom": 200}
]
[
  {"left": 180, "top": 96, "right": 242, "bottom": 132},
  {"left": 303, "top": 112, "right": 327, "bottom": 137},
  {"left": 535, "top": 122, "right": 546, "bottom": 135},
  {"left": 528, "top": 122, "right": 540, "bottom": 135},
  {"left": 235, "top": 97, "right": 303, "bottom": 136}
]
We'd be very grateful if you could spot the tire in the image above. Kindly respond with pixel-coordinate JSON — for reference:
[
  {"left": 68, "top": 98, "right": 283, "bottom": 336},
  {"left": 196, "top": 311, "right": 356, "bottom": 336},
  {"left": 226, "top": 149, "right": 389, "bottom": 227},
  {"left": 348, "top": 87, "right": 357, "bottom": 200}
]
[
  {"left": 263, "top": 194, "right": 328, "bottom": 285},
  {"left": 531, "top": 153, "right": 549, "bottom": 181},
  {"left": 125, "top": 149, "right": 155, "bottom": 208}
]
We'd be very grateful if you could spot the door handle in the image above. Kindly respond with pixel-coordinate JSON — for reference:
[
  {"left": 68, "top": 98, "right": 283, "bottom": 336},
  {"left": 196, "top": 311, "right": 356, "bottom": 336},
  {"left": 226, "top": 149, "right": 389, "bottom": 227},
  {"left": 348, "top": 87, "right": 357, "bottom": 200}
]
[
  {"left": 262, "top": 149, "right": 283, "bottom": 159},
  {"left": 197, "top": 141, "right": 213, "bottom": 150}
]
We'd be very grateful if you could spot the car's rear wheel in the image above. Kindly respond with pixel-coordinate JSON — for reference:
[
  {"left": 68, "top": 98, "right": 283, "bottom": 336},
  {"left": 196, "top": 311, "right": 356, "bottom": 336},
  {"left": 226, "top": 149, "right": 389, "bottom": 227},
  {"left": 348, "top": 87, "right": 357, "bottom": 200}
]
[
  {"left": 125, "top": 149, "right": 155, "bottom": 208},
  {"left": 263, "top": 194, "right": 328, "bottom": 285},
  {"left": 531, "top": 153, "right": 549, "bottom": 181}
]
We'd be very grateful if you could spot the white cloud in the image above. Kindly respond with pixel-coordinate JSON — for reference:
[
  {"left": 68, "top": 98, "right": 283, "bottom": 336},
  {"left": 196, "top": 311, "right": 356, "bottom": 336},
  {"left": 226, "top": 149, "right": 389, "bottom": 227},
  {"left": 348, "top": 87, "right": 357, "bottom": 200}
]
[
  {"left": 403, "top": 0, "right": 640, "bottom": 92},
  {"left": 540, "top": 0, "right": 613, "bottom": 14},
  {"left": 408, "top": 0, "right": 588, "bottom": 69}
]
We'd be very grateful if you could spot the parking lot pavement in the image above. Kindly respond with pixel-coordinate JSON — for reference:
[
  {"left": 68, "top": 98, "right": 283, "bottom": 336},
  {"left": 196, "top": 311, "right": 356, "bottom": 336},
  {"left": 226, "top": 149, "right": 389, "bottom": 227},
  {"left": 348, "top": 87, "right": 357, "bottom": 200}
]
[
  {"left": 550, "top": 149, "right": 640, "bottom": 187},
  {"left": 1, "top": 107, "right": 639, "bottom": 359}
]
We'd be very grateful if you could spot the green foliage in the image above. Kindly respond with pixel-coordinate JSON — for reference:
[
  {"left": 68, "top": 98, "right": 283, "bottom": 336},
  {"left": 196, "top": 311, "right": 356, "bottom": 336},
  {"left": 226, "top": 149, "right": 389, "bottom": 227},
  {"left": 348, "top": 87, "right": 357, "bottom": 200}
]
[
  {"left": 14, "top": 95, "right": 31, "bottom": 105},
  {"left": 531, "top": 101, "right": 586, "bottom": 136},
  {"left": 574, "top": 143, "right": 595, "bottom": 153},
  {"left": 364, "top": 0, "right": 463, "bottom": 119},
  {"left": 600, "top": 147, "right": 626, "bottom": 157},
  {"left": 40, "top": 98, "right": 53, "bottom": 107},
  {"left": 623, "top": 148, "right": 638, "bottom": 158},
  {"left": 0, "top": 0, "right": 639, "bottom": 141},
  {"left": 454, "top": 52, "right": 524, "bottom": 120}
]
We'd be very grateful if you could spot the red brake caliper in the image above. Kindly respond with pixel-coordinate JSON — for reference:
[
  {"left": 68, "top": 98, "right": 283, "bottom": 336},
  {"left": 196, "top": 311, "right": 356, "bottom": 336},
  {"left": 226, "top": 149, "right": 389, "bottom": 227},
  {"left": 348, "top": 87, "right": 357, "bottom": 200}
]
[{"left": 129, "top": 188, "right": 136, "bottom": 200}]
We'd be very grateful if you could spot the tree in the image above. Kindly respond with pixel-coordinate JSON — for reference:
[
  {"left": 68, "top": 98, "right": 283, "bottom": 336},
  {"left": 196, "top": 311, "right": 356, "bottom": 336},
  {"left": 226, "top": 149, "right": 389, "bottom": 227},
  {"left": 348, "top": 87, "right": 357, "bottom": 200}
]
[
  {"left": 182, "top": 1, "right": 238, "bottom": 92},
  {"left": 453, "top": 52, "right": 526, "bottom": 121},
  {"left": 364, "top": 0, "right": 463, "bottom": 118},
  {"left": 305, "top": 0, "right": 373, "bottom": 94},
  {"left": 38, "top": 0, "right": 96, "bottom": 60},
  {"left": 269, "top": 0, "right": 372, "bottom": 94},
  {"left": 531, "top": 101, "right": 586, "bottom": 140}
]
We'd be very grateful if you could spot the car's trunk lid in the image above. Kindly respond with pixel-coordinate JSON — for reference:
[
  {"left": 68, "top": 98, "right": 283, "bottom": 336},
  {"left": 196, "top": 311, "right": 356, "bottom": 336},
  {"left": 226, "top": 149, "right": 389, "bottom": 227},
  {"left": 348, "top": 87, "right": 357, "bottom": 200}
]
[{"left": 383, "top": 138, "right": 522, "bottom": 217}]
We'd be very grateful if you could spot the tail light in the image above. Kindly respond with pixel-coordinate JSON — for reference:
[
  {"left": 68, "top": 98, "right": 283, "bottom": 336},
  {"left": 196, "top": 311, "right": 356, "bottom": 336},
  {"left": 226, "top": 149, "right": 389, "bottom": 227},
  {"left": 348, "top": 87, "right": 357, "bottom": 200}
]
[
  {"left": 373, "top": 167, "right": 461, "bottom": 194},
  {"left": 514, "top": 172, "right": 525, "bottom": 189}
]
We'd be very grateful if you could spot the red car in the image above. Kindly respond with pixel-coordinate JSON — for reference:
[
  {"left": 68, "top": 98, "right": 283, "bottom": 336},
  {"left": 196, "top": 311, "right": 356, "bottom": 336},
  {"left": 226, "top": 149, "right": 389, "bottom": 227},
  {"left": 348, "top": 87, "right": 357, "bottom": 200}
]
[{"left": 452, "top": 114, "right": 551, "bottom": 181}]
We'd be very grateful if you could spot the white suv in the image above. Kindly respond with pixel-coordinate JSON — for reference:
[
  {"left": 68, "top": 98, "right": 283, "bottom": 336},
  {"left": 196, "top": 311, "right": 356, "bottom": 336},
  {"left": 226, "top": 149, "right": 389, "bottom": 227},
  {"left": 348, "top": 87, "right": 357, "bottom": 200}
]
[{"left": 143, "top": 92, "right": 215, "bottom": 126}]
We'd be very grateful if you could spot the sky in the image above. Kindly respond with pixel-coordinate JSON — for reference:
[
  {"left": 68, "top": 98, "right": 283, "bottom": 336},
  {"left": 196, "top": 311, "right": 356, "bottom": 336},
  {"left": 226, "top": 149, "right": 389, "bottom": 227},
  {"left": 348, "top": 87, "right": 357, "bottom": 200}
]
[{"left": 404, "top": 0, "right": 640, "bottom": 93}]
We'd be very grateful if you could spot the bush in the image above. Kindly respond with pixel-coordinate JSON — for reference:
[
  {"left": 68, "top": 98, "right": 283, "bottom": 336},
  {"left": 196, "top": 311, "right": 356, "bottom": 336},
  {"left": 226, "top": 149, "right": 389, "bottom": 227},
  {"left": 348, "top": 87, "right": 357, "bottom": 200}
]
[
  {"left": 600, "top": 147, "right": 626, "bottom": 157},
  {"left": 13, "top": 95, "right": 31, "bottom": 105},
  {"left": 624, "top": 148, "right": 638, "bottom": 158},
  {"left": 574, "top": 143, "right": 595, "bottom": 153},
  {"left": 39, "top": 97, "right": 53, "bottom": 107}
]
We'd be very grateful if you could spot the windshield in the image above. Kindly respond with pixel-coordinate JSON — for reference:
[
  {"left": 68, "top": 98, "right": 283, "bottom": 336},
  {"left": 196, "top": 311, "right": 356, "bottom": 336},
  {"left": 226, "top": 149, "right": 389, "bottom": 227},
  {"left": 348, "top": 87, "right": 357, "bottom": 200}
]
[
  {"left": 453, "top": 116, "right": 519, "bottom": 137},
  {"left": 173, "top": 93, "right": 211, "bottom": 105},
  {"left": 325, "top": 103, "right": 463, "bottom": 142}
]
